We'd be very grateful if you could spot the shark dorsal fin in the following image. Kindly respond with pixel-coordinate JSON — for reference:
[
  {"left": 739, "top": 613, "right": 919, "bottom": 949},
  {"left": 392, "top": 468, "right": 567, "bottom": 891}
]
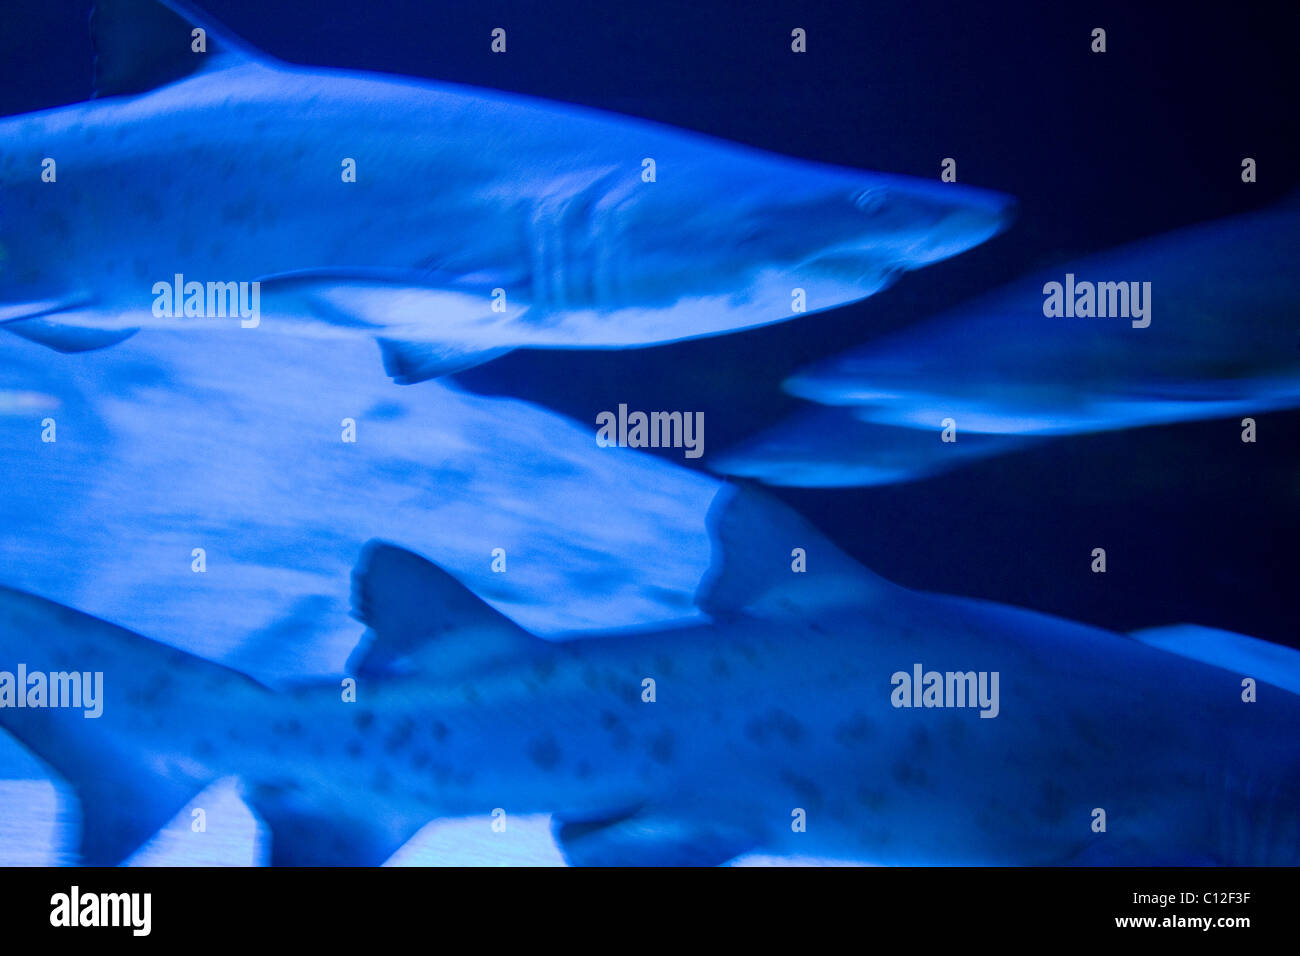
[
  {"left": 348, "top": 541, "right": 534, "bottom": 678},
  {"left": 90, "top": 0, "right": 271, "bottom": 99},
  {"left": 696, "top": 485, "right": 890, "bottom": 620}
]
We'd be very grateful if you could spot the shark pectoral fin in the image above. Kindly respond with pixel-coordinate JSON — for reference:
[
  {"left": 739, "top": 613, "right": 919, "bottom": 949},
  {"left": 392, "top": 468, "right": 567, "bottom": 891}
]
[
  {"left": 552, "top": 811, "right": 755, "bottom": 867},
  {"left": 376, "top": 338, "right": 511, "bottom": 384},
  {"left": 695, "top": 484, "right": 891, "bottom": 620},
  {"left": 3, "top": 314, "right": 139, "bottom": 353},
  {"left": 90, "top": 0, "right": 272, "bottom": 100},
  {"left": 1130, "top": 625, "right": 1300, "bottom": 696},
  {"left": 258, "top": 275, "right": 526, "bottom": 380},
  {"left": 244, "top": 785, "right": 425, "bottom": 866},
  {"left": 348, "top": 541, "right": 534, "bottom": 678}
]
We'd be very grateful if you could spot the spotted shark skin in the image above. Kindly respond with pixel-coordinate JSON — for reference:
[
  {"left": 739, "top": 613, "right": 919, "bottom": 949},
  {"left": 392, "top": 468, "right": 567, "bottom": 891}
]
[
  {"left": 0, "top": 0, "right": 1012, "bottom": 381},
  {"left": 1, "top": 486, "right": 1296, "bottom": 866}
]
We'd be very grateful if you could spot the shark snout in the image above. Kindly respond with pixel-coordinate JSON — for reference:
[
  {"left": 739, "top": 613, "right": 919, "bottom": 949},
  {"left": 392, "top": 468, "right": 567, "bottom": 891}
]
[
  {"left": 781, "top": 177, "right": 1014, "bottom": 293},
  {"left": 912, "top": 198, "right": 1018, "bottom": 265},
  {"left": 849, "top": 181, "right": 1015, "bottom": 266}
]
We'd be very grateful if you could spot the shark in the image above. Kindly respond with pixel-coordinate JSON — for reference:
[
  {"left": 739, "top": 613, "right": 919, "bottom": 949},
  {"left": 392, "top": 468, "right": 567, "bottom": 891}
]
[
  {"left": 717, "top": 198, "right": 1300, "bottom": 485},
  {"left": 1, "top": 485, "right": 1296, "bottom": 866},
  {"left": 0, "top": 0, "right": 1013, "bottom": 383}
]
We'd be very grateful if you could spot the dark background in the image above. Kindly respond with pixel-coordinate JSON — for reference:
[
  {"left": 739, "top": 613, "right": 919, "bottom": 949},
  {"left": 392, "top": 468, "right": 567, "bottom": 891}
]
[{"left": 4, "top": 0, "right": 1298, "bottom": 643}]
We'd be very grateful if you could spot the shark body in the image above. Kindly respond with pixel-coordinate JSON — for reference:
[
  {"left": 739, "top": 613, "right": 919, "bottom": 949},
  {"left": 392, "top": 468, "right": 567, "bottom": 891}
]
[
  {"left": 0, "top": 0, "right": 1011, "bottom": 382},
  {"left": 1, "top": 487, "right": 1296, "bottom": 866}
]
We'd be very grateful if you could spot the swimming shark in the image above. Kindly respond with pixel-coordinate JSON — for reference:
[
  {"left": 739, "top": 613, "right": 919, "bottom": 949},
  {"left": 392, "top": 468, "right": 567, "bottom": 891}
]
[
  {"left": 0, "top": 0, "right": 1012, "bottom": 383},
  {"left": 1, "top": 485, "right": 1296, "bottom": 866},
  {"left": 719, "top": 199, "right": 1300, "bottom": 485}
]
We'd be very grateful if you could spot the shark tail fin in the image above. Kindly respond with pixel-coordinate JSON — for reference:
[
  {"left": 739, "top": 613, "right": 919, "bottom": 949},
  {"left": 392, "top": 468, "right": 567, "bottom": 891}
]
[
  {"left": 695, "top": 484, "right": 892, "bottom": 620},
  {"left": 0, "top": 587, "right": 247, "bottom": 864},
  {"left": 90, "top": 0, "right": 274, "bottom": 100},
  {"left": 348, "top": 541, "right": 534, "bottom": 677},
  {"left": 1130, "top": 624, "right": 1300, "bottom": 696}
]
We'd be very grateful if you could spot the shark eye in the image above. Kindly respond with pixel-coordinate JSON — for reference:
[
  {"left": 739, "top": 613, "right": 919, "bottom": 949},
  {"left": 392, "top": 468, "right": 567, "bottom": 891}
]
[{"left": 853, "top": 187, "right": 888, "bottom": 214}]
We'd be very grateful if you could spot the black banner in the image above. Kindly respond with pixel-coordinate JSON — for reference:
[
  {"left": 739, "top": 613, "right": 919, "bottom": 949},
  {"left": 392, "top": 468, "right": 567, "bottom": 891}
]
[{"left": 0, "top": 866, "right": 1286, "bottom": 943}]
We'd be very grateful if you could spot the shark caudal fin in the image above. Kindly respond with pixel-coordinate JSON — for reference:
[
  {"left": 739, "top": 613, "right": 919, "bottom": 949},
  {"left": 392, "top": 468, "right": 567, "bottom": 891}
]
[
  {"left": 696, "top": 484, "right": 894, "bottom": 620},
  {"left": 90, "top": 0, "right": 274, "bottom": 99},
  {"left": 347, "top": 540, "right": 536, "bottom": 678},
  {"left": 0, "top": 586, "right": 270, "bottom": 864}
]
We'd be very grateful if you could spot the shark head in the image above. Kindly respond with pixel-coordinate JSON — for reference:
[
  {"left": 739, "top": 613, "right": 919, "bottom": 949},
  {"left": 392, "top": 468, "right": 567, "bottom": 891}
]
[
  {"left": 582, "top": 158, "right": 1014, "bottom": 341},
  {"left": 796, "top": 176, "right": 1015, "bottom": 273}
]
